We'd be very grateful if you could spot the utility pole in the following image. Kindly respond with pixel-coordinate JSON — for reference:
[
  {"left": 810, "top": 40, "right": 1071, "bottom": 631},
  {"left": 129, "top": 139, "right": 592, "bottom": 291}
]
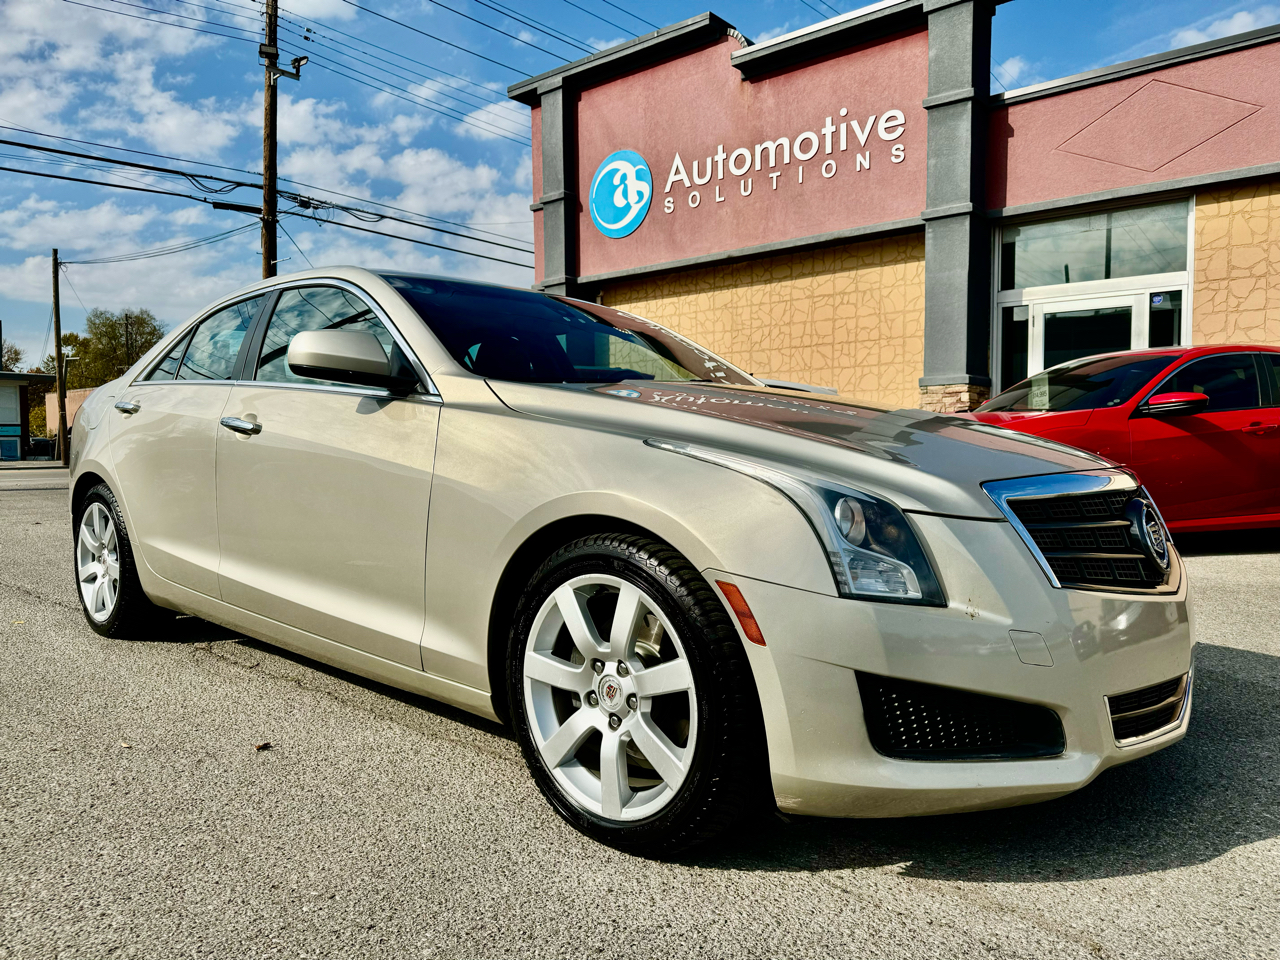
[
  {"left": 52, "top": 249, "right": 68, "bottom": 468},
  {"left": 259, "top": 0, "right": 306, "bottom": 280},
  {"left": 261, "top": 0, "right": 279, "bottom": 280}
]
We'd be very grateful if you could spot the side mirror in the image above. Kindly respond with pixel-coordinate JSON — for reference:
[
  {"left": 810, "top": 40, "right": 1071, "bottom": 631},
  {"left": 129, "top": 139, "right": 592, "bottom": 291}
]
[
  {"left": 287, "top": 329, "right": 418, "bottom": 394},
  {"left": 1142, "top": 391, "right": 1209, "bottom": 417}
]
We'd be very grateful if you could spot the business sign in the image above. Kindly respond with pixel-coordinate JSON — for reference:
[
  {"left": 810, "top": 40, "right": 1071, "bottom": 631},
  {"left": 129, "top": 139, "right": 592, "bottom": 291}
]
[
  {"left": 572, "top": 29, "right": 928, "bottom": 277},
  {"left": 588, "top": 150, "right": 653, "bottom": 239}
]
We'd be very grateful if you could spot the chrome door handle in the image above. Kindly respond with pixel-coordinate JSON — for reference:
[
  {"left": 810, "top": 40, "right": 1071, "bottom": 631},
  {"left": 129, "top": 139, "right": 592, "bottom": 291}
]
[
  {"left": 114, "top": 401, "right": 140, "bottom": 414},
  {"left": 220, "top": 416, "right": 262, "bottom": 436}
]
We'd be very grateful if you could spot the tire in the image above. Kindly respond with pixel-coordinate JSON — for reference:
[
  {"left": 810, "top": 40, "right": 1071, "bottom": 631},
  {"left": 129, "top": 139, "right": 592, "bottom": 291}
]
[
  {"left": 507, "top": 533, "right": 770, "bottom": 856},
  {"left": 73, "top": 482, "right": 173, "bottom": 638}
]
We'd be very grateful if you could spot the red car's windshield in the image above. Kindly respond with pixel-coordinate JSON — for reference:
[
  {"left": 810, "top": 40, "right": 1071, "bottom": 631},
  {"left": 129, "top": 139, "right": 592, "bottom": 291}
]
[{"left": 979, "top": 354, "right": 1178, "bottom": 412}]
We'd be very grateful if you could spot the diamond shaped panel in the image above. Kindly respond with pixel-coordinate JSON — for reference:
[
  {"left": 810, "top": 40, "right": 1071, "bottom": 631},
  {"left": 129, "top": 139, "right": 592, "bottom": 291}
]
[{"left": 1057, "top": 79, "right": 1261, "bottom": 172}]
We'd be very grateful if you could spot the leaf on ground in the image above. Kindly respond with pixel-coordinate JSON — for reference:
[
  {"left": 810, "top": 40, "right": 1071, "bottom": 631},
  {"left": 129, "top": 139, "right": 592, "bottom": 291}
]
[
  {"left": 120, "top": 740, "right": 132, "bottom": 749},
  {"left": 254, "top": 741, "right": 273, "bottom": 752}
]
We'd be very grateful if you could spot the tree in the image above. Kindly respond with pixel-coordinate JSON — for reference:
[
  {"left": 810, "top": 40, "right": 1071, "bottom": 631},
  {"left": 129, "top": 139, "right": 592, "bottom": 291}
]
[
  {"left": 56, "top": 308, "right": 166, "bottom": 390},
  {"left": 27, "top": 368, "right": 48, "bottom": 438},
  {"left": 1, "top": 339, "right": 22, "bottom": 372}
]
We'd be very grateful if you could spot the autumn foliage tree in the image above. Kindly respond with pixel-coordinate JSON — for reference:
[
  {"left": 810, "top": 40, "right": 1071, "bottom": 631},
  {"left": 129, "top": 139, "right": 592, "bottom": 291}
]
[{"left": 42, "top": 307, "right": 166, "bottom": 390}]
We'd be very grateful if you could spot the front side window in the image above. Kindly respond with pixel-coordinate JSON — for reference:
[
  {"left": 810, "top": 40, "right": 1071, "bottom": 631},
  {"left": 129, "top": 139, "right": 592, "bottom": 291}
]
[
  {"left": 175, "top": 297, "right": 263, "bottom": 381},
  {"left": 1001, "top": 201, "right": 1188, "bottom": 291},
  {"left": 1154, "top": 354, "right": 1260, "bottom": 411},
  {"left": 979, "top": 354, "right": 1177, "bottom": 412},
  {"left": 143, "top": 331, "right": 193, "bottom": 382},
  {"left": 382, "top": 274, "right": 753, "bottom": 385},
  {"left": 255, "top": 286, "right": 403, "bottom": 387},
  {"left": 1262, "top": 353, "right": 1280, "bottom": 405}
]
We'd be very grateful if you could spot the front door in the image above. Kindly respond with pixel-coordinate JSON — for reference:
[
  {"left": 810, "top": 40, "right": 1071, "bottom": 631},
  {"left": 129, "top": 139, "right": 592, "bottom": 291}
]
[
  {"left": 1029, "top": 294, "right": 1143, "bottom": 375},
  {"left": 215, "top": 284, "right": 439, "bottom": 669},
  {"left": 1128, "top": 352, "right": 1271, "bottom": 523},
  {"left": 109, "top": 296, "right": 263, "bottom": 596}
]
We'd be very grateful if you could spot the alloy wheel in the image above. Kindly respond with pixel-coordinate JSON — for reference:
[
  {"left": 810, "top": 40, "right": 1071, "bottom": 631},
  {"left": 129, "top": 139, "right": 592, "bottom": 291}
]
[
  {"left": 522, "top": 574, "right": 698, "bottom": 822},
  {"left": 77, "top": 502, "right": 121, "bottom": 623}
]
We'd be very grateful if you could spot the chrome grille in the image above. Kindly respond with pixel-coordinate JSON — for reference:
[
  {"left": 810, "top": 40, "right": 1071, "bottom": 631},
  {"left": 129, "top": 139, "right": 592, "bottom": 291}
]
[
  {"left": 984, "top": 472, "right": 1177, "bottom": 594},
  {"left": 1107, "top": 673, "right": 1190, "bottom": 743}
]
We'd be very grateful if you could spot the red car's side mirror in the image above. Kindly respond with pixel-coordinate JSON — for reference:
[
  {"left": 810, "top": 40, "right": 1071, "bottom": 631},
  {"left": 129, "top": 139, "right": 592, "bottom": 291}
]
[{"left": 1142, "top": 391, "right": 1209, "bottom": 416}]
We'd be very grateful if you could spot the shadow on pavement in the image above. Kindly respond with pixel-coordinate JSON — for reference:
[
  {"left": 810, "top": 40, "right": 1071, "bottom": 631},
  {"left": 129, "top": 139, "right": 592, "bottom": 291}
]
[
  {"left": 1175, "top": 527, "right": 1279, "bottom": 556},
  {"left": 687, "top": 643, "right": 1279, "bottom": 881}
]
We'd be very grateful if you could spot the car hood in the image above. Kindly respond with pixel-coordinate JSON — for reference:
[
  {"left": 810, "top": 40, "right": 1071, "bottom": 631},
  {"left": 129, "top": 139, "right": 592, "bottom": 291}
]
[{"left": 486, "top": 380, "right": 1113, "bottom": 520}]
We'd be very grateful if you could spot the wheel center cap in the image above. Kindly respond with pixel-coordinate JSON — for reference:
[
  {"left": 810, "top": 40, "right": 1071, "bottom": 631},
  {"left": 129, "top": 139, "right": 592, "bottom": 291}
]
[{"left": 597, "top": 674, "right": 626, "bottom": 712}]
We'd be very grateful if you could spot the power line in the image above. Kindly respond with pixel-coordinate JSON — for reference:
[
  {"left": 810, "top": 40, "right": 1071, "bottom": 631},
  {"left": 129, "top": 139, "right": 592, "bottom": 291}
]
[
  {"left": 275, "top": 4, "right": 510, "bottom": 104},
  {"left": 461, "top": 0, "right": 598, "bottom": 56},
  {"left": 277, "top": 219, "right": 313, "bottom": 267},
  {"left": 592, "top": 0, "right": 656, "bottom": 30},
  {"left": 0, "top": 121, "right": 532, "bottom": 245},
  {"left": 0, "top": 137, "right": 257, "bottom": 191},
  {"left": 343, "top": 0, "right": 576, "bottom": 61},
  {"left": 332, "top": 0, "right": 529, "bottom": 74},
  {"left": 282, "top": 209, "right": 532, "bottom": 268},
  {"left": 60, "top": 0, "right": 258, "bottom": 42},
  {"left": 0, "top": 162, "right": 251, "bottom": 207},
  {"left": 544, "top": 0, "right": 635, "bottom": 39},
  {"left": 62, "top": 224, "right": 260, "bottom": 265}
]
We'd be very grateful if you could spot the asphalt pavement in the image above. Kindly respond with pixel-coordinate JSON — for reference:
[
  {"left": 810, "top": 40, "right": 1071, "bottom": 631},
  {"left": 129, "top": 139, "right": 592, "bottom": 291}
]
[{"left": 1, "top": 483, "right": 1278, "bottom": 959}]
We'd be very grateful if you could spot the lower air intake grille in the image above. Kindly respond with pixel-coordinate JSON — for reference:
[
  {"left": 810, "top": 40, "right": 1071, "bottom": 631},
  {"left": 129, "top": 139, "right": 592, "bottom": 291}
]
[
  {"left": 1108, "top": 674, "right": 1189, "bottom": 743},
  {"left": 856, "top": 673, "right": 1065, "bottom": 761}
]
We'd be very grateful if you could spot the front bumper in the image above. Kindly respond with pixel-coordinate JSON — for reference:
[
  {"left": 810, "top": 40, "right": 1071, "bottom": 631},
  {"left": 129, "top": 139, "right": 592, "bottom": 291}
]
[{"left": 709, "top": 513, "right": 1194, "bottom": 818}]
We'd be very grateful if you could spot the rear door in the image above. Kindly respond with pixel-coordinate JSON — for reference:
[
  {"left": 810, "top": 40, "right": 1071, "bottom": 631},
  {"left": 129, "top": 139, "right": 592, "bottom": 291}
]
[
  {"left": 109, "top": 296, "right": 264, "bottom": 596},
  {"left": 1128, "top": 352, "right": 1270, "bottom": 523},
  {"left": 215, "top": 282, "right": 440, "bottom": 668}
]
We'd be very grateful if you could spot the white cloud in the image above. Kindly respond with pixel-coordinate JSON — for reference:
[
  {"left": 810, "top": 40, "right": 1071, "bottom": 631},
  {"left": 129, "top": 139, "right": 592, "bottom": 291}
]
[
  {"left": 755, "top": 20, "right": 801, "bottom": 44},
  {"left": 280, "top": 0, "right": 358, "bottom": 21},
  {"left": 454, "top": 99, "right": 530, "bottom": 142},
  {"left": 993, "top": 55, "right": 1028, "bottom": 86},
  {"left": 588, "top": 37, "right": 627, "bottom": 51},
  {"left": 1171, "top": 6, "right": 1280, "bottom": 46}
]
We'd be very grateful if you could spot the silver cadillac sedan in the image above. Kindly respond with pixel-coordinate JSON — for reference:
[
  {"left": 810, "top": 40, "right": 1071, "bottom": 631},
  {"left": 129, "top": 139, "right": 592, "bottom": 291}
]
[{"left": 68, "top": 267, "right": 1194, "bottom": 854}]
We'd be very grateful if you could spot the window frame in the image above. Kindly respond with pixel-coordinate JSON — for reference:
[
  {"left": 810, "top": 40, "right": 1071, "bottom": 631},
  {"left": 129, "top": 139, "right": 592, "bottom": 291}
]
[
  {"left": 239, "top": 278, "right": 439, "bottom": 401},
  {"left": 1136, "top": 351, "right": 1265, "bottom": 415},
  {"left": 133, "top": 294, "right": 271, "bottom": 385}
]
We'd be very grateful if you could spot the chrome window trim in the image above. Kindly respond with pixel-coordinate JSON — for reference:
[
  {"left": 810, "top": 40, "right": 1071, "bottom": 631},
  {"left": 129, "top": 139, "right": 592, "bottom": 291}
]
[
  {"left": 258, "top": 277, "right": 440, "bottom": 397},
  {"left": 228, "top": 379, "right": 442, "bottom": 404},
  {"left": 1107, "top": 663, "right": 1194, "bottom": 748},
  {"left": 982, "top": 469, "right": 1180, "bottom": 594}
]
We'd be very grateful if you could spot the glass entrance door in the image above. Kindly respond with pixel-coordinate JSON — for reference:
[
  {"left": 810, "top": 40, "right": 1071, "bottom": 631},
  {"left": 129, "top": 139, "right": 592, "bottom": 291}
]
[{"left": 1029, "top": 294, "right": 1143, "bottom": 375}]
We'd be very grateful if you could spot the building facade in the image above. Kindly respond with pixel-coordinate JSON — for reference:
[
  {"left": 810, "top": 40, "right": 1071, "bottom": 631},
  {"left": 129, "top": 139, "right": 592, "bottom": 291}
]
[
  {"left": 508, "top": 1, "right": 1280, "bottom": 411},
  {"left": 0, "top": 370, "right": 54, "bottom": 460}
]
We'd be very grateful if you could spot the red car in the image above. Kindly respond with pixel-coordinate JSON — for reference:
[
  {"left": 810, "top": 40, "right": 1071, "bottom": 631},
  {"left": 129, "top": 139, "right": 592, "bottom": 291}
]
[{"left": 967, "top": 345, "right": 1280, "bottom": 533}]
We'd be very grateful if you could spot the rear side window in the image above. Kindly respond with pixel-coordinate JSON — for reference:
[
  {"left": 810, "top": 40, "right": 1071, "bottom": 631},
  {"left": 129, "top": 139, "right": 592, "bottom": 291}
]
[
  {"left": 1156, "top": 354, "right": 1260, "bottom": 410},
  {"left": 254, "top": 286, "right": 407, "bottom": 388},
  {"left": 143, "top": 332, "right": 193, "bottom": 382},
  {"left": 175, "top": 297, "right": 263, "bottom": 381},
  {"left": 1263, "top": 354, "right": 1280, "bottom": 405}
]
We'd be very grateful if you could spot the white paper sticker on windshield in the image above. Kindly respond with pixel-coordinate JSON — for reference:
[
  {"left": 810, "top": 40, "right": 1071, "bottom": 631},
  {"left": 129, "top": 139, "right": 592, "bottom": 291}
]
[{"left": 1029, "top": 375, "right": 1050, "bottom": 410}]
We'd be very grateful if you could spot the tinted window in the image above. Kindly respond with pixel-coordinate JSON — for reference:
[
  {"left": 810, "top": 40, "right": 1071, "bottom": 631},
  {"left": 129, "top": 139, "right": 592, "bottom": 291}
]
[
  {"left": 383, "top": 275, "right": 753, "bottom": 385},
  {"left": 176, "top": 297, "right": 262, "bottom": 381},
  {"left": 255, "top": 286, "right": 404, "bottom": 387},
  {"left": 1154, "top": 354, "right": 1260, "bottom": 411},
  {"left": 1000, "top": 201, "right": 1187, "bottom": 290},
  {"left": 143, "top": 332, "right": 192, "bottom": 382},
  {"left": 1263, "top": 354, "right": 1280, "bottom": 406},
  {"left": 979, "top": 354, "right": 1176, "bottom": 412}
]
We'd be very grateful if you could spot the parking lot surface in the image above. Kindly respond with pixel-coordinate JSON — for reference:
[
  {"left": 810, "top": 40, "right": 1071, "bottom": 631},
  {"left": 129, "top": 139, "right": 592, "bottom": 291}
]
[{"left": 2, "top": 483, "right": 1278, "bottom": 959}]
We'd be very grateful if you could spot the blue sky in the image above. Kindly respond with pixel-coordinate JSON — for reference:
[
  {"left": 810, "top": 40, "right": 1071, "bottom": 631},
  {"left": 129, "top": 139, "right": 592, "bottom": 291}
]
[{"left": 1, "top": 0, "right": 1276, "bottom": 364}]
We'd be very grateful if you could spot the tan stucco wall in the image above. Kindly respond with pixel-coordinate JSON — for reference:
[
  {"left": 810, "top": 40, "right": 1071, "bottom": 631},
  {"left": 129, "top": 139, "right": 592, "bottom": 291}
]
[
  {"left": 600, "top": 232, "right": 926, "bottom": 409},
  {"left": 1194, "top": 179, "right": 1280, "bottom": 345}
]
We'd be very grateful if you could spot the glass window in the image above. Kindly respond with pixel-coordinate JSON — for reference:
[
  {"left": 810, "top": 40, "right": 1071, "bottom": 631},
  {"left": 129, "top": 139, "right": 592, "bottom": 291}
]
[
  {"left": 999, "top": 305, "right": 1029, "bottom": 391},
  {"left": 1264, "top": 354, "right": 1280, "bottom": 406},
  {"left": 255, "top": 286, "right": 404, "bottom": 387},
  {"left": 143, "top": 332, "right": 192, "bottom": 382},
  {"left": 1148, "top": 290, "right": 1182, "bottom": 348},
  {"left": 1043, "top": 304, "right": 1132, "bottom": 370},
  {"left": 979, "top": 354, "right": 1177, "bottom": 412},
  {"left": 1155, "top": 354, "right": 1260, "bottom": 411},
  {"left": 175, "top": 297, "right": 262, "bottom": 381},
  {"left": 382, "top": 274, "right": 753, "bottom": 385},
  {"left": 1000, "top": 201, "right": 1188, "bottom": 290}
]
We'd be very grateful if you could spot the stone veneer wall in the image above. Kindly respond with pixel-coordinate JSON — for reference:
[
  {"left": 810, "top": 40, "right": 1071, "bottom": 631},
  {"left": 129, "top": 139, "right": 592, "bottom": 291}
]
[
  {"left": 1194, "top": 179, "right": 1280, "bottom": 345},
  {"left": 599, "top": 232, "right": 926, "bottom": 410}
]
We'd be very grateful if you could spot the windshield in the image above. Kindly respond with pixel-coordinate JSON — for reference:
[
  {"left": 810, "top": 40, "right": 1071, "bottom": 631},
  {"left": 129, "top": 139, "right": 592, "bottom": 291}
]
[
  {"left": 382, "top": 275, "right": 754, "bottom": 385},
  {"left": 978, "top": 354, "right": 1177, "bottom": 412}
]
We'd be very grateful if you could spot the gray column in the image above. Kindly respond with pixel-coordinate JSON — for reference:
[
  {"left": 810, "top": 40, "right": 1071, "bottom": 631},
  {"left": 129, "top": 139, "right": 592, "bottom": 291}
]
[
  {"left": 919, "top": 0, "right": 994, "bottom": 412},
  {"left": 533, "top": 78, "right": 580, "bottom": 297}
]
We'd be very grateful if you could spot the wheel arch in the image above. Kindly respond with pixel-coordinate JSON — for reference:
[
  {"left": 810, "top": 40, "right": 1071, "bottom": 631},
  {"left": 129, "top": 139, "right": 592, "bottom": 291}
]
[{"left": 71, "top": 469, "right": 110, "bottom": 521}]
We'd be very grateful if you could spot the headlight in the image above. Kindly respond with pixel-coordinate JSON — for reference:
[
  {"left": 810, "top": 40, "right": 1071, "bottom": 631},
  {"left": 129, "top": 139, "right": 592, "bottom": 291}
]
[{"left": 645, "top": 439, "right": 945, "bottom": 605}]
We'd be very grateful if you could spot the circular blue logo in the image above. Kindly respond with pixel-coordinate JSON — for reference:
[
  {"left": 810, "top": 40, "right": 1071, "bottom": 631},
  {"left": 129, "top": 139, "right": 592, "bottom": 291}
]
[{"left": 588, "top": 149, "right": 652, "bottom": 239}]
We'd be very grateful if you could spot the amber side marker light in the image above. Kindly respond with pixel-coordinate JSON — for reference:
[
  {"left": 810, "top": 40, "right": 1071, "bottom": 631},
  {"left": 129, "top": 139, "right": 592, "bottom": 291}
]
[{"left": 715, "top": 580, "right": 766, "bottom": 646}]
